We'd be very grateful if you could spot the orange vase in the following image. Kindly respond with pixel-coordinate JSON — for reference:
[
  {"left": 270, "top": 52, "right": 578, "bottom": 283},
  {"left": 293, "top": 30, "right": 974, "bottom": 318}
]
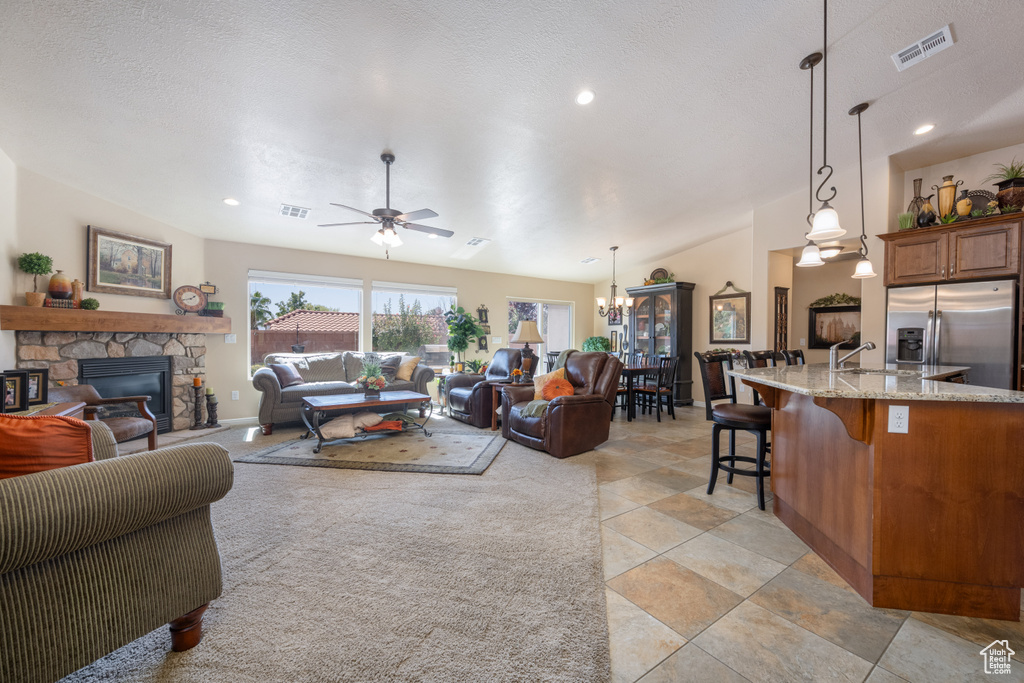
[{"left": 48, "top": 270, "right": 73, "bottom": 300}]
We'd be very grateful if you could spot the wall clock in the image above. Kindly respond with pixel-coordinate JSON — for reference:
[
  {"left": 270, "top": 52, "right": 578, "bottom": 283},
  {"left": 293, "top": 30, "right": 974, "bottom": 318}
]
[{"left": 173, "top": 285, "right": 208, "bottom": 314}]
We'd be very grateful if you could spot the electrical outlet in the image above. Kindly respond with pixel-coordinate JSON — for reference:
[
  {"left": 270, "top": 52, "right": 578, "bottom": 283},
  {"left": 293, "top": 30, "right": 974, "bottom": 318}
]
[
  {"left": 739, "top": 385, "right": 747, "bottom": 393},
  {"left": 800, "top": 338, "right": 806, "bottom": 347},
  {"left": 491, "top": 336, "right": 501, "bottom": 344},
  {"left": 224, "top": 333, "right": 236, "bottom": 344},
  {"left": 231, "top": 390, "right": 239, "bottom": 400},
  {"left": 888, "top": 405, "right": 909, "bottom": 433}
]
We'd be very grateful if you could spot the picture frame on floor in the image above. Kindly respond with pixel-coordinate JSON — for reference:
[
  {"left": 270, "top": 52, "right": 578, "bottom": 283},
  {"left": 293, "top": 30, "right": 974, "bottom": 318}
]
[
  {"left": 2, "top": 370, "right": 29, "bottom": 413},
  {"left": 87, "top": 225, "right": 172, "bottom": 299}
]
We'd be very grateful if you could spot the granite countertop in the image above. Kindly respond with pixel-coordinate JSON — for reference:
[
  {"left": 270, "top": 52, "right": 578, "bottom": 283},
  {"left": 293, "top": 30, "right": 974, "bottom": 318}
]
[{"left": 728, "top": 363, "right": 1024, "bottom": 403}]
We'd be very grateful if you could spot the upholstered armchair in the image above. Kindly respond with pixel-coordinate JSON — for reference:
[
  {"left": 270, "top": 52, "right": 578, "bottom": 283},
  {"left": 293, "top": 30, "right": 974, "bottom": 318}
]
[
  {"left": 50, "top": 383, "right": 158, "bottom": 450},
  {"left": 446, "top": 348, "right": 524, "bottom": 428},
  {"left": 501, "top": 351, "right": 623, "bottom": 458},
  {"left": 0, "top": 421, "right": 233, "bottom": 683}
]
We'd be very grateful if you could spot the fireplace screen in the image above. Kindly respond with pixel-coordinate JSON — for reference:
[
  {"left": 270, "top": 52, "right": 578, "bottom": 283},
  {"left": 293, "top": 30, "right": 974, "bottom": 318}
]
[{"left": 78, "top": 356, "right": 172, "bottom": 433}]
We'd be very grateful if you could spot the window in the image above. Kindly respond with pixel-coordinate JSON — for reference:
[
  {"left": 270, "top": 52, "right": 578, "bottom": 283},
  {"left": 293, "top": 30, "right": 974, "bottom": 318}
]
[
  {"left": 248, "top": 270, "right": 362, "bottom": 372},
  {"left": 507, "top": 299, "right": 573, "bottom": 364},
  {"left": 371, "top": 282, "right": 455, "bottom": 364}
]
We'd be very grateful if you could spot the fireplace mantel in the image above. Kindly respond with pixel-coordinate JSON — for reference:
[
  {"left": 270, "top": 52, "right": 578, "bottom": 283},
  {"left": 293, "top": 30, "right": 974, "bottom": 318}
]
[{"left": 0, "top": 305, "right": 231, "bottom": 333}]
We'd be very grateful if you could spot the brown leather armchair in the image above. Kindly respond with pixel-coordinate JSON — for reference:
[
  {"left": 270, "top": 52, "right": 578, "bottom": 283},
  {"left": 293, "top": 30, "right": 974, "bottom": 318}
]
[
  {"left": 501, "top": 351, "right": 623, "bottom": 458},
  {"left": 446, "top": 349, "right": 525, "bottom": 428},
  {"left": 49, "top": 384, "right": 158, "bottom": 451}
]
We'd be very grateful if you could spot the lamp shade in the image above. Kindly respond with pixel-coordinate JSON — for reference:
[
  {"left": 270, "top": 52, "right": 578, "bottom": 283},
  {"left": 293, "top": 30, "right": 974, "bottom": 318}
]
[
  {"left": 852, "top": 256, "right": 877, "bottom": 278},
  {"left": 796, "top": 243, "right": 825, "bottom": 267},
  {"left": 510, "top": 320, "right": 544, "bottom": 344},
  {"left": 807, "top": 202, "right": 846, "bottom": 241}
]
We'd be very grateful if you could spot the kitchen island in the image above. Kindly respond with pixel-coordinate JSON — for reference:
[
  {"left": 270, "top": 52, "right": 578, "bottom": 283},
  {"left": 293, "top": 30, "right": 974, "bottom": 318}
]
[{"left": 730, "top": 363, "right": 1024, "bottom": 621}]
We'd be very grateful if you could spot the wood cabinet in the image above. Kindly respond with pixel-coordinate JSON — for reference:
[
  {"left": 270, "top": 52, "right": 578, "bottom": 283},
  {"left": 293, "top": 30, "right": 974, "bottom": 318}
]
[
  {"left": 880, "top": 217, "right": 1021, "bottom": 286},
  {"left": 625, "top": 281, "right": 695, "bottom": 405}
]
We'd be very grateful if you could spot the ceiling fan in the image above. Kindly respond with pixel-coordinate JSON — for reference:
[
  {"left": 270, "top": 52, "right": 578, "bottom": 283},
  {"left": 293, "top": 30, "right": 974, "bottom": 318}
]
[{"left": 318, "top": 152, "right": 454, "bottom": 253}]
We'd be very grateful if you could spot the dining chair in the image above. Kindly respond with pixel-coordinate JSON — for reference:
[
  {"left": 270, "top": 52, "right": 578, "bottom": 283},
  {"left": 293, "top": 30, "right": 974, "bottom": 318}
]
[
  {"left": 782, "top": 349, "right": 805, "bottom": 365},
  {"left": 693, "top": 351, "right": 772, "bottom": 510},
  {"left": 545, "top": 351, "right": 560, "bottom": 373},
  {"left": 634, "top": 356, "right": 678, "bottom": 422}
]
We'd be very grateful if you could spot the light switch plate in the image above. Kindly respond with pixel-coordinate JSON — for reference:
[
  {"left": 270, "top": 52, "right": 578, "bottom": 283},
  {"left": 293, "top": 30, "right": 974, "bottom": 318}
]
[
  {"left": 492, "top": 336, "right": 502, "bottom": 344},
  {"left": 888, "top": 405, "right": 909, "bottom": 433},
  {"left": 231, "top": 391, "right": 239, "bottom": 400},
  {"left": 800, "top": 338, "right": 806, "bottom": 346},
  {"left": 224, "top": 333, "right": 237, "bottom": 344}
]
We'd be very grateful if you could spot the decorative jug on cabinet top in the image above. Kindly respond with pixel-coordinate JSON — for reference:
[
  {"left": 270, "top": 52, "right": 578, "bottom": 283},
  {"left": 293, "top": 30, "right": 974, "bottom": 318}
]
[{"left": 932, "top": 175, "right": 963, "bottom": 220}]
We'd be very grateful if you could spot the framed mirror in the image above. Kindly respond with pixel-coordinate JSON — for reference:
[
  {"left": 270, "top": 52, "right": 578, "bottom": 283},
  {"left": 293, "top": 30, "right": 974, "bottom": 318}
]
[{"left": 709, "top": 291, "right": 751, "bottom": 344}]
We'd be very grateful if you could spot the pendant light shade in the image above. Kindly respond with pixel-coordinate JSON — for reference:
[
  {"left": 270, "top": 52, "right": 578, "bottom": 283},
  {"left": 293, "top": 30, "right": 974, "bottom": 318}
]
[
  {"left": 852, "top": 256, "right": 877, "bottom": 278},
  {"left": 796, "top": 241, "right": 825, "bottom": 267},
  {"left": 808, "top": 202, "right": 845, "bottom": 240}
]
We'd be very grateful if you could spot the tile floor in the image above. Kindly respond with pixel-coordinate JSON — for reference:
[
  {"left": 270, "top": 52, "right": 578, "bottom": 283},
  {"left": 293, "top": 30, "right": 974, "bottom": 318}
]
[{"left": 576, "top": 406, "right": 1024, "bottom": 683}]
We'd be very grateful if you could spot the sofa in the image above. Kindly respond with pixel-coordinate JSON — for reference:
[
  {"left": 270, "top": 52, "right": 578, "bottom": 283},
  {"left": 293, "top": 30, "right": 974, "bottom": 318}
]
[
  {"left": 445, "top": 348, "right": 525, "bottom": 428},
  {"left": 252, "top": 351, "right": 436, "bottom": 435},
  {"left": 0, "top": 421, "right": 234, "bottom": 683},
  {"left": 501, "top": 351, "right": 623, "bottom": 458}
]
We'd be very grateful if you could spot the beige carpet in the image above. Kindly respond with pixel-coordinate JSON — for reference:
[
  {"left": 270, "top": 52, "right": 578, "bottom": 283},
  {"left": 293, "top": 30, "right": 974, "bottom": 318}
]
[
  {"left": 61, "top": 418, "right": 610, "bottom": 682},
  {"left": 236, "top": 424, "right": 505, "bottom": 474}
]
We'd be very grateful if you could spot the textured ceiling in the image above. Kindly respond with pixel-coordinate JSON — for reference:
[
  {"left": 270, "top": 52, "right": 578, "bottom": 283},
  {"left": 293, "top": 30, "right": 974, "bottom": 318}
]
[{"left": 2, "top": 0, "right": 1023, "bottom": 283}]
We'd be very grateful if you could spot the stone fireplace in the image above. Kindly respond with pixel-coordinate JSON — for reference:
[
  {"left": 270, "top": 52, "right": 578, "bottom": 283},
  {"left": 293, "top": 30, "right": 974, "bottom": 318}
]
[{"left": 15, "top": 331, "right": 206, "bottom": 431}]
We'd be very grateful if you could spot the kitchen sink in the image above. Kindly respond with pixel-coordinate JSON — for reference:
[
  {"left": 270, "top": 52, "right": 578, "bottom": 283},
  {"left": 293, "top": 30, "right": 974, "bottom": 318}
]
[{"left": 835, "top": 368, "right": 919, "bottom": 376}]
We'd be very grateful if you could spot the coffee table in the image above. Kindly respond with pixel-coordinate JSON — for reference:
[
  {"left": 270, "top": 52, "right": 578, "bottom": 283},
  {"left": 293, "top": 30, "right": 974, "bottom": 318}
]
[{"left": 300, "top": 391, "right": 433, "bottom": 453}]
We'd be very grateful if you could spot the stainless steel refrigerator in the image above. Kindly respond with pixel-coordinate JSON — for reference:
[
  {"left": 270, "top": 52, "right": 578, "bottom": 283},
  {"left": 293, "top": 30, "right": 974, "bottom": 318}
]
[{"left": 885, "top": 279, "right": 1018, "bottom": 389}]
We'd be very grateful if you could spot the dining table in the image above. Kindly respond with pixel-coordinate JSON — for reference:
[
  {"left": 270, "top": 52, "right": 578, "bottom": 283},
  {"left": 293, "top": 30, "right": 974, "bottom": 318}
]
[{"left": 620, "top": 361, "right": 659, "bottom": 421}]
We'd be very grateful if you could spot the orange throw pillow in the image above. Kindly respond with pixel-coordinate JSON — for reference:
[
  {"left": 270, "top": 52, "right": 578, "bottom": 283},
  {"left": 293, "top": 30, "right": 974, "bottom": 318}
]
[
  {"left": 0, "top": 415, "right": 94, "bottom": 480},
  {"left": 542, "top": 378, "right": 575, "bottom": 401},
  {"left": 532, "top": 367, "right": 565, "bottom": 400}
]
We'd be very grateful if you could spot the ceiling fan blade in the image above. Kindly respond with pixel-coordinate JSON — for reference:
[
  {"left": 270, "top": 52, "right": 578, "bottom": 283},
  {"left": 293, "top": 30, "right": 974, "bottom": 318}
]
[
  {"left": 329, "top": 203, "right": 377, "bottom": 219},
  {"left": 316, "top": 221, "right": 378, "bottom": 228},
  {"left": 402, "top": 222, "right": 454, "bottom": 238},
  {"left": 395, "top": 208, "right": 438, "bottom": 222}
]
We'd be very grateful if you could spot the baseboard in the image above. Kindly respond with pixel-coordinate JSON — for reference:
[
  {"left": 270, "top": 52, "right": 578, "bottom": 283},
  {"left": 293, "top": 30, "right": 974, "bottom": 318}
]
[{"left": 219, "top": 416, "right": 260, "bottom": 426}]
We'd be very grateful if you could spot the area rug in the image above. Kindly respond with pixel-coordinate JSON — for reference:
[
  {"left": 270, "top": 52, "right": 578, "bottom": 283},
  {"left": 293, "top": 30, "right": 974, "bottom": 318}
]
[
  {"left": 235, "top": 428, "right": 506, "bottom": 474},
  {"left": 61, "top": 426, "right": 610, "bottom": 682}
]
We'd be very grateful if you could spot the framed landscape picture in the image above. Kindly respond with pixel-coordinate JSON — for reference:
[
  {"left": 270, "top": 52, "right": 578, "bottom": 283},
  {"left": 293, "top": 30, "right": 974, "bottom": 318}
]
[
  {"left": 87, "top": 225, "right": 172, "bottom": 299},
  {"left": 26, "top": 368, "right": 49, "bottom": 405},
  {"left": 808, "top": 305, "right": 861, "bottom": 349},
  {"left": 710, "top": 291, "right": 751, "bottom": 344},
  {"left": 3, "top": 371, "right": 29, "bottom": 413}
]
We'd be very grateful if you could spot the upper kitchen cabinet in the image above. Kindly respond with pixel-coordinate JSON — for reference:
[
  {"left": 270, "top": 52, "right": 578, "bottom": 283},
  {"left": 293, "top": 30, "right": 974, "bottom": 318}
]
[{"left": 880, "top": 216, "right": 1021, "bottom": 287}]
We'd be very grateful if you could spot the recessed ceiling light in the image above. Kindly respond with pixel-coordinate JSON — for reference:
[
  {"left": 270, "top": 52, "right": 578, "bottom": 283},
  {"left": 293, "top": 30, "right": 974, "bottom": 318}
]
[
  {"left": 914, "top": 124, "right": 935, "bottom": 135},
  {"left": 575, "top": 90, "right": 595, "bottom": 105},
  {"left": 223, "top": 198, "right": 240, "bottom": 206}
]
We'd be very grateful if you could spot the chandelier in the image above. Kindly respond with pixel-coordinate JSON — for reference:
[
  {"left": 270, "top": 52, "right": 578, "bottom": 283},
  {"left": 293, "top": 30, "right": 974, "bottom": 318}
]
[{"left": 596, "top": 246, "right": 634, "bottom": 318}]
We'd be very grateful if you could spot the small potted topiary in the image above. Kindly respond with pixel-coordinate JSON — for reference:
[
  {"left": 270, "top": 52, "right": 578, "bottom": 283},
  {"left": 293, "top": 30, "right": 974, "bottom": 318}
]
[
  {"left": 80, "top": 298, "right": 100, "bottom": 310},
  {"left": 17, "top": 252, "right": 53, "bottom": 306},
  {"left": 581, "top": 336, "right": 612, "bottom": 352}
]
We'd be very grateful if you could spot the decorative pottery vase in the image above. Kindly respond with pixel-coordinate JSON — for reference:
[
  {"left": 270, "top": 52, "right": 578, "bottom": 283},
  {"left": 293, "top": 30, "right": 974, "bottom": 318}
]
[
  {"left": 917, "top": 201, "right": 936, "bottom": 228},
  {"left": 363, "top": 386, "right": 381, "bottom": 399},
  {"left": 47, "top": 270, "right": 73, "bottom": 299},
  {"left": 956, "top": 197, "right": 973, "bottom": 217},
  {"left": 71, "top": 279, "right": 84, "bottom": 302},
  {"left": 932, "top": 175, "right": 963, "bottom": 220},
  {"left": 25, "top": 291, "right": 45, "bottom": 307},
  {"left": 907, "top": 178, "right": 928, "bottom": 223},
  {"left": 994, "top": 178, "right": 1024, "bottom": 210}
]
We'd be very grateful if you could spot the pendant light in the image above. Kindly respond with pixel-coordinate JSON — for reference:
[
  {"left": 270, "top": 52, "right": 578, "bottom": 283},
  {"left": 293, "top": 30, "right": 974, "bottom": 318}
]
[
  {"left": 806, "top": 0, "right": 846, "bottom": 242},
  {"left": 795, "top": 52, "right": 824, "bottom": 268},
  {"left": 596, "top": 246, "right": 634, "bottom": 317},
  {"left": 849, "top": 102, "right": 877, "bottom": 279}
]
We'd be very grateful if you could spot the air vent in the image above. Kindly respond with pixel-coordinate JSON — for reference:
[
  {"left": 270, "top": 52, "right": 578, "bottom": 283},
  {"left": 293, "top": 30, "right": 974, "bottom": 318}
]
[
  {"left": 465, "top": 237, "right": 490, "bottom": 247},
  {"left": 892, "top": 25, "right": 953, "bottom": 72},
  {"left": 280, "top": 204, "right": 310, "bottom": 219},
  {"left": 580, "top": 257, "right": 601, "bottom": 265}
]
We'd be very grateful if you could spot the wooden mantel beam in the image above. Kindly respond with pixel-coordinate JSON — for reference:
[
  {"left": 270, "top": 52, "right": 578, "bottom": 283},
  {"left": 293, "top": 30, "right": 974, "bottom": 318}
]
[{"left": 0, "top": 305, "right": 231, "bottom": 334}]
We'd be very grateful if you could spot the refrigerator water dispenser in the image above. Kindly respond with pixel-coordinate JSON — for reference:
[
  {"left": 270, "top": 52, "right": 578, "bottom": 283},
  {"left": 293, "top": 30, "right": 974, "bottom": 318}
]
[{"left": 897, "top": 328, "right": 924, "bottom": 363}]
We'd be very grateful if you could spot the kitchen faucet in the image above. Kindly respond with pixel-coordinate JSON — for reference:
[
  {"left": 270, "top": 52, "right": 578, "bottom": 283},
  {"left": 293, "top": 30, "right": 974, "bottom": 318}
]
[{"left": 829, "top": 340, "right": 877, "bottom": 371}]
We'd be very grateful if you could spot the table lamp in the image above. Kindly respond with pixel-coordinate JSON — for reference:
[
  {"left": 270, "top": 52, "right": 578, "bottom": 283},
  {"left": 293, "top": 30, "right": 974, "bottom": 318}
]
[{"left": 510, "top": 320, "right": 544, "bottom": 380}]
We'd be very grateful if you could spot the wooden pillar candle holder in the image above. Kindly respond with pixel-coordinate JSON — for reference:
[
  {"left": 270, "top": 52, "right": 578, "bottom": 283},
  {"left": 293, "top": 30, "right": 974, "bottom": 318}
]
[
  {"left": 190, "top": 385, "right": 207, "bottom": 430},
  {"left": 205, "top": 392, "right": 220, "bottom": 428}
]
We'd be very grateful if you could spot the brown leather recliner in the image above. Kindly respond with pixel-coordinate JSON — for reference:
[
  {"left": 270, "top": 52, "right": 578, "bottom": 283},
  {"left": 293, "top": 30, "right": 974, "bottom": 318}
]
[
  {"left": 502, "top": 351, "right": 623, "bottom": 458},
  {"left": 446, "top": 349, "right": 525, "bottom": 428},
  {"left": 49, "top": 384, "right": 158, "bottom": 451}
]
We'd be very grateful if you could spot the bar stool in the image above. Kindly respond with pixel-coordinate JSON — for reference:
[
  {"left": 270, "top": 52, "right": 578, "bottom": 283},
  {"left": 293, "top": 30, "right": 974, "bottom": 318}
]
[
  {"left": 694, "top": 351, "right": 772, "bottom": 510},
  {"left": 742, "top": 350, "right": 778, "bottom": 406},
  {"left": 782, "top": 349, "right": 805, "bottom": 365}
]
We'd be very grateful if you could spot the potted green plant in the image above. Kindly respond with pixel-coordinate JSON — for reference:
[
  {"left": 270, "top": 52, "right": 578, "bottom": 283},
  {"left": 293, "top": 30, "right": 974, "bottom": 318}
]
[
  {"left": 17, "top": 252, "right": 53, "bottom": 306},
  {"left": 581, "top": 336, "right": 612, "bottom": 352},
  {"left": 444, "top": 305, "right": 484, "bottom": 366},
  {"left": 983, "top": 158, "right": 1024, "bottom": 209},
  {"left": 356, "top": 360, "right": 387, "bottom": 398}
]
